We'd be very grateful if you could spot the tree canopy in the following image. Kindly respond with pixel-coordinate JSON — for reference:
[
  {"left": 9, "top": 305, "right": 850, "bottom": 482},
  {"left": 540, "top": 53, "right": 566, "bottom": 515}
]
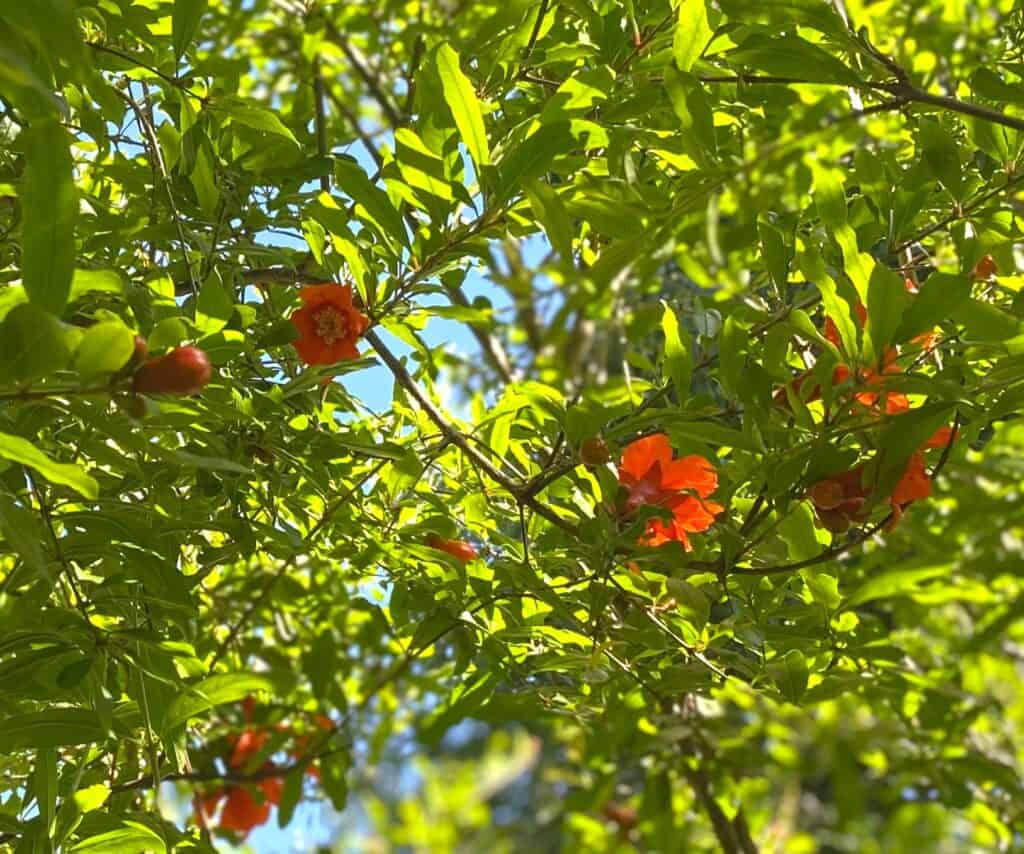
[{"left": 2, "top": 0, "right": 1024, "bottom": 850}]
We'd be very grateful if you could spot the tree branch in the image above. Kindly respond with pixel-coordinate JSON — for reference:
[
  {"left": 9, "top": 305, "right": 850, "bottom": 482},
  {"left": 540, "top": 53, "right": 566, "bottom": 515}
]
[
  {"left": 365, "top": 328, "right": 577, "bottom": 535},
  {"left": 323, "top": 21, "right": 405, "bottom": 128}
]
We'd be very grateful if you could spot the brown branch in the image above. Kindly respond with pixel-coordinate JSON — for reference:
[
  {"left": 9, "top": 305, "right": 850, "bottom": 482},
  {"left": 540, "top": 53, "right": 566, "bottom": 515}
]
[
  {"left": 323, "top": 21, "right": 405, "bottom": 128},
  {"left": 891, "top": 171, "right": 1024, "bottom": 254},
  {"left": 365, "top": 328, "right": 577, "bottom": 536},
  {"left": 207, "top": 458, "right": 389, "bottom": 672},
  {"left": 86, "top": 42, "right": 206, "bottom": 101},
  {"left": 312, "top": 56, "right": 330, "bottom": 193},
  {"left": 523, "top": 0, "right": 551, "bottom": 61},
  {"left": 871, "top": 78, "right": 1024, "bottom": 133}
]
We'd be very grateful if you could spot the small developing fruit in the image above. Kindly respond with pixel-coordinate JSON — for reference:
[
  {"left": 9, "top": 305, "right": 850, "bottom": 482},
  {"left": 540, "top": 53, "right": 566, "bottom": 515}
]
[
  {"left": 973, "top": 254, "right": 998, "bottom": 281},
  {"left": 132, "top": 346, "right": 212, "bottom": 396},
  {"left": 580, "top": 436, "right": 611, "bottom": 466},
  {"left": 425, "top": 533, "right": 478, "bottom": 564}
]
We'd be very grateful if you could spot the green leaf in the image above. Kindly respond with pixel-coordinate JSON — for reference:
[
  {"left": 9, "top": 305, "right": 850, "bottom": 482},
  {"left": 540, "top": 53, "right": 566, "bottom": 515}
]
[
  {"left": 843, "top": 564, "right": 951, "bottom": 610},
  {"left": 277, "top": 763, "right": 305, "bottom": 828},
  {"left": 333, "top": 160, "right": 409, "bottom": 251},
  {"left": 540, "top": 67, "right": 614, "bottom": 124},
  {"left": 70, "top": 269, "right": 125, "bottom": 301},
  {"left": 730, "top": 34, "right": 861, "bottom": 85},
  {"left": 0, "top": 487, "right": 52, "bottom": 585},
  {"left": 0, "top": 303, "right": 71, "bottom": 383},
  {"left": 20, "top": 119, "right": 77, "bottom": 315},
  {"left": 74, "top": 321, "right": 134, "bottom": 378},
  {"left": 33, "top": 748, "right": 57, "bottom": 837},
  {"left": 319, "top": 751, "right": 350, "bottom": 811},
  {"left": 769, "top": 649, "right": 808, "bottom": 704},
  {"left": 524, "top": 180, "right": 573, "bottom": 262},
  {"left": 673, "top": 0, "right": 712, "bottom": 72},
  {"left": 666, "top": 578, "right": 710, "bottom": 630},
  {"left": 779, "top": 503, "right": 823, "bottom": 562},
  {"left": 72, "top": 785, "right": 110, "bottom": 813},
  {"left": 919, "top": 119, "right": 963, "bottom": 200},
  {"left": 661, "top": 302, "right": 693, "bottom": 405},
  {"left": 161, "top": 673, "right": 275, "bottom": 733},
  {"left": 495, "top": 122, "right": 573, "bottom": 203},
  {"left": 194, "top": 270, "right": 234, "bottom": 334},
  {"left": 866, "top": 265, "right": 911, "bottom": 360},
  {"left": 71, "top": 822, "right": 166, "bottom": 854},
  {"left": 172, "top": 0, "right": 208, "bottom": 60},
  {"left": 810, "top": 161, "right": 847, "bottom": 230},
  {"left": 0, "top": 431, "right": 98, "bottom": 499},
  {"left": 212, "top": 96, "right": 300, "bottom": 145},
  {"left": 952, "top": 298, "right": 1022, "bottom": 342},
  {"left": 434, "top": 44, "right": 490, "bottom": 171},
  {"left": 0, "top": 709, "right": 106, "bottom": 752},
  {"left": 895, "top": 273, "right": 971, "bottom": 343},
  {"left": 873, "top": 402, "right": 956, "bottom": 499},
  {"left": 664, "top": 68, "right": 716, "bottom": 155}
]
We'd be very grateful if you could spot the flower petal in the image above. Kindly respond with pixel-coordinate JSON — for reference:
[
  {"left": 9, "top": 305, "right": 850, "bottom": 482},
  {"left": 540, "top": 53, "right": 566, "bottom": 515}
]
[
  {"left": 659, "top": 454, "right": 718, "bottom": 497},
  {"left": 619, "top": 434, "right": 673, "bottom": 483}
]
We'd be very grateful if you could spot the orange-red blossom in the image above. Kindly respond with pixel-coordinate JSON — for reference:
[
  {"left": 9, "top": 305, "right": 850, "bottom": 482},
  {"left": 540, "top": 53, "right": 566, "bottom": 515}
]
[
  {"left": 194, "top": 704, "right": 330, "bottom": 836},
  {"left": 290, "top": 283, "right": 370, "bottom": 366},
  {"left": 807, "top": 451, "right": 933, "bottom": 533},
  {"left": 617, "top": 433, "right": 723, "bottom": 550},
  {"left": 777, "top": 279, "right": 952, "bottom": 446}
]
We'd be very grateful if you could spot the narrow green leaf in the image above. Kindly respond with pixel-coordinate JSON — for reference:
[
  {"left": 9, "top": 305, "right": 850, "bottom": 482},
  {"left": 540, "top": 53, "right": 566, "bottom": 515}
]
[
  {"left": 435, "top": 44, "right": 490, "bottom": 170},
  {"left": 769, "top": 649, "right": 808, "bottom": 704},
  {"left": 673, "top": 0, "right": 712, "bottom": 72},
  {"left": 524, "top": 180, "right": 574, "bottom": 262},
  {"left": 33, "top": 749, "right": 57, "bottom": 838},
  {"left": 333, "top": 160, "right": 409, "bottom": 251},
  {"left": 71, "top": 823, "right": 166, "bottom": 854},
  {"left": 661, "top": 302, "right": 693, "bottom": 405},
  {"left": 277, "top": 764, "right": 305, "bottom": 828},
  {"left": 70, "top": 269, "right": 125, "bottom": 301},
  {"left": 21, "top": 119, "right": 77, "bottom": 315},
  {"left": 0, "top": 487, "right": 52, "bottom": 585},
  {"left": 843, "top": 564, "right": 951, "bottom": 610},
  {"left": 172, "top": 0, "right": 208, "bottom": 60},
  {"left": 0, "top": 431, "right": 98, "bottom": 499},
  {"left": 162, "top": 673, "right": 275, "bottom": 733},
  {"left": 212, "top": 96, "right": 300, "bottom": 145},
  {"left": 0, "top": 709, "right": 106, "bottom": 752},
  {"left": 495, "top": 122, "right": 573, "bottom": 203},
  {"left": 866, "top": 265, "right": 911, "bottom": 360},
  {"left": 730, "top": 34, "right": 861, "bottom": 85}
]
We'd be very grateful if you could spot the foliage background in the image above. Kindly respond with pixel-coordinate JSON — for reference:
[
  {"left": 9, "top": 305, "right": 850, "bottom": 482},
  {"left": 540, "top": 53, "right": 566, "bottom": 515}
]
[{"left": 2, "top": 0, "right": 1024, "bottom": 851}]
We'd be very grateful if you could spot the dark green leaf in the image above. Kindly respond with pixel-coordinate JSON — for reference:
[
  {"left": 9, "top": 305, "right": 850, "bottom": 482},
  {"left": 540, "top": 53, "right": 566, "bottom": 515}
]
[{"left": 20, "top": 120, "right": 77, "bottom": 315}]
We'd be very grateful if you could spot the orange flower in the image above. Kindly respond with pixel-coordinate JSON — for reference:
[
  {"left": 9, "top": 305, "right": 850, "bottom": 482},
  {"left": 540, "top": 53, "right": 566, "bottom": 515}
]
[
  {"left": 617, "top": 434, "right": 722, "bottom": 550},
  {"left": 290, "top": 284, "right": 370, "bottom": 366},
  {"left": 228, "top": 728, "right": 270, "bottom": 770},
  {"left": 924, "top": 425, "right": 956, "bottom": 449},
  {"left": 218, "top": 786, "right": 272, "bottom": 834},
  {"left": 891, "top": 452, "right": 931, "bottom": 507},
  {"left": 809, "top": 452, "right": 933, "bottom": 533}
]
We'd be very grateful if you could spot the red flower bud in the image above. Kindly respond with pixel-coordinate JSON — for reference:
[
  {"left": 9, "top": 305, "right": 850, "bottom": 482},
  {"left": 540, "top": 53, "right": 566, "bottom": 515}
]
[
  {"left": 580, "top": 436, "right": 611, "bottom": 466},
  {"left": 132, "top": 346, "right": 212, "bottom": 396},
  {"left": 425, "top": 534, "right": 478, "bottom": 564}
]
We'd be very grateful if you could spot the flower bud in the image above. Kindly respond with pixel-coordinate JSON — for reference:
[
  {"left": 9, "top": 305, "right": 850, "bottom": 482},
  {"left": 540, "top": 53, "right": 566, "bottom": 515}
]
[
  {"left": 425, "top": 533, "right": 478, "bottom": 564},
  {"left": 580, "top": 436, "right": 611, "bottom": 466}
]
